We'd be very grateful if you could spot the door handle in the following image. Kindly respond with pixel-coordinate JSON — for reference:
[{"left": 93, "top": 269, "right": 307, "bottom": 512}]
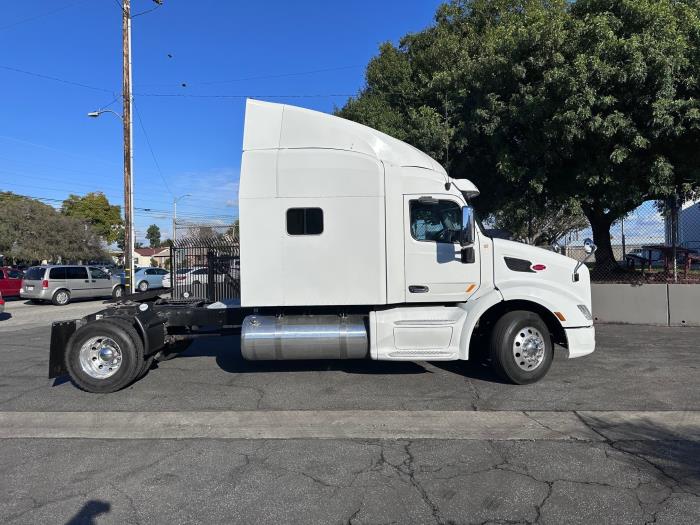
[{"left": 409, "top": 285, "right": 429, "bottom": 293}]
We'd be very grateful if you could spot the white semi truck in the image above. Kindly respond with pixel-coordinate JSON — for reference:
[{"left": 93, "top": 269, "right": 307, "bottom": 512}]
[{"left": 49, "top": 99, "right": 596, "bottom": 393}]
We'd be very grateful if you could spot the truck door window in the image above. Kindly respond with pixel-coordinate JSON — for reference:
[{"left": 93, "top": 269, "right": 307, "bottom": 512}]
[
  {"left": 287, "top": 208, "right": 323, "bottom": 235},
  {"left": 410, "top": 200, "right": 462, "bottom": 243}
]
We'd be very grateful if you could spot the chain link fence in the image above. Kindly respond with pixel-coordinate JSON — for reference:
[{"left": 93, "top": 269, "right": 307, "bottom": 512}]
[{"left": 556, "top": 199, "right": 700, "bottom": 284}]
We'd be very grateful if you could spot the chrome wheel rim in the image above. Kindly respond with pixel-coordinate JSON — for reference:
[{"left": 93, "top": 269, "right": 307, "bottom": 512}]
[
  {"left": 139, "top": 282, "right": 148, "bottom": 292},
  {"left": 79, "top": 336, "right": 122, "bottom": 379},
  {"left": 55, "top": 291, "right": 69, "bottom": 305},
  {"left": 512, "top": 326, "right": 546, "bottom": 371},
  {"left": 114, "top": 287, "right": 123, "bottom": 297}
]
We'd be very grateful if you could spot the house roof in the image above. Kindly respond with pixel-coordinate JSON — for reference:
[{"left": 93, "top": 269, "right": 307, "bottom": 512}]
[{"left": 135, "top": 247, "right": 169, "bottom": 257}]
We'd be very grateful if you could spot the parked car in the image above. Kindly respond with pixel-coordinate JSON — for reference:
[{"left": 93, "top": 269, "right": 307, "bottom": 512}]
[
  {"left": 0, "top": 267, "right": 24, "bottom": 297},
  {"left": 624, "top": 248, "right": 664, "bottom": 269},
  {"left": 175, "top": 267, "right": 228, "bottom": 286},
  {"left": 20, "top": 265, "right": 123, "bottom": 305},
  {"left": 133, "top": 267, "right": 169, "bottom": 292},
  {"left": 162, "top": 270, "right": 178, "bottom": 288}
]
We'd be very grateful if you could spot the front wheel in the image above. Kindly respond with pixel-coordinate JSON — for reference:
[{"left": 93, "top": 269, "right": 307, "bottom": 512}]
[
  {"left": 489, "top": 310, "right": 553, "bottom": 385},
  {"left": 112, "top": 285, "right": 125, "bottom": 300}
]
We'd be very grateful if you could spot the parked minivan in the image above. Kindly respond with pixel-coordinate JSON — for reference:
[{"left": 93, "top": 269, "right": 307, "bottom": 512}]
[{"left": 20, "top": 265, "right": 123, "bottom": 306}]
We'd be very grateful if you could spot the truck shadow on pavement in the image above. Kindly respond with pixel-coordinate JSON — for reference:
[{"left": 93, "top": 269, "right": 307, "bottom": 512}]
[
  {"left": 159, "top": 336, "right": 507, "bottom": 382},
  {"left": 0, "top": 312, "right": 11, "bottom": 321},
  {"left": 64, "top": 500, "right": 111, "bottom": 525}
]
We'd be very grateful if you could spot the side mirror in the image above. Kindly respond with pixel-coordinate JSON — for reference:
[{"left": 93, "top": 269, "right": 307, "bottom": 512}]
[
  {"left": 574, "top": 238, "right": 597, "bottom": 281},
  {"left": 583, "top": 238, "right": 596, "bottom": 255},
  {"left": 460, "top": 206, "right": 475, "bottom": 246}
]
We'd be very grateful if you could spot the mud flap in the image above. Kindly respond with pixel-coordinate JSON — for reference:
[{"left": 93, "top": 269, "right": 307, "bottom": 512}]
[{"left": 49, "top": 320, "right": 78, "bottom": 379}]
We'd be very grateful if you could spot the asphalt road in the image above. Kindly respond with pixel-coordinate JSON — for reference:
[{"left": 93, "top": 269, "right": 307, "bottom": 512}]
[{"left": 0, "top": 303, "right": 699, "bottom": 524}]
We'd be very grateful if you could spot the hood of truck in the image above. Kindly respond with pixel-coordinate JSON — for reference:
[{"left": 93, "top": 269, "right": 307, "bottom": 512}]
[{"left": 492, "top": 238, "right": 593, "bottom": 327}]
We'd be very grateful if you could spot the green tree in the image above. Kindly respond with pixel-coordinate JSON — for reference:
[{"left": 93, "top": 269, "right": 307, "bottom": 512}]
[
  {"left": 338, "top": 0, "right": 700, "bottom": 272},
  {"left": 61, "top": 192, "right": 123, "bottom": 245},
  {"left": 146, "top": 224, "right": 161, "bottom": 248},
  {"left": 0, "top": 192, "right": 106, "bottom": 263}
]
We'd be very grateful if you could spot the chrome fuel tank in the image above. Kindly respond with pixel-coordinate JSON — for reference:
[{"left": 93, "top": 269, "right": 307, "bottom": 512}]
[{"left": 241, "top": 314, "right": 369, "bottom": 360}]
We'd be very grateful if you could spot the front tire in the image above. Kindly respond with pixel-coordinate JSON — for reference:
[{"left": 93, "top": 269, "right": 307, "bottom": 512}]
[
  {"left": 65, "top": 319, "right": 144, "bottom": 393},
  {"left": 112, "top": 285, "right": 125, "bottom": 300},
  {"left": 489, "top": 310, "right": 553, "bottom": 385},
  {"left": 52, "top": 289, "right": 71, "bottom": 306}
]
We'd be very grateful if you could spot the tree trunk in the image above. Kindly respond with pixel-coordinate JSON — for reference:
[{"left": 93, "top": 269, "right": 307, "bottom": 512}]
[{"left": 585, "top": 208, "right": 618, "bottom": 277}]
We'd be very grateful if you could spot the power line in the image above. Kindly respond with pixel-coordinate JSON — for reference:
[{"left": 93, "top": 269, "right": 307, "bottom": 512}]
[
  {"left": 156, "top": 64, "right": 363, "bottom": 87},
  {"left": 134, "top": 92, "right": 353, "bottom": 99},
  {"left": 0, "top": 63, "right": 354, "bottom": 99},
  {"left": 0, "top": 189, "right": 237, "bottom": 220},
  {"left": 133, "top": 103, "right": 173, "bottom": 197},
  {"left": 0, "top": 0, "right": 89, "bottom": 32},
  {"left": 0, "top": 173, "right": 237, "bottom": 210},
  {"left": 0, "top": 64, "right": 114, "bottom": 93}
]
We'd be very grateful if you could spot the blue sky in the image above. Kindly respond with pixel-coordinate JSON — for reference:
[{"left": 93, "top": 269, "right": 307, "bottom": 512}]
[{"left": 0, "top": 0, "right": 442, "bottom": 242}]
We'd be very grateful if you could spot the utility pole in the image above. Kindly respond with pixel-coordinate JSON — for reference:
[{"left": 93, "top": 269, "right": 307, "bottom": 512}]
[{"left": 122, "top": 0, "right": 135, "bottom": 294}]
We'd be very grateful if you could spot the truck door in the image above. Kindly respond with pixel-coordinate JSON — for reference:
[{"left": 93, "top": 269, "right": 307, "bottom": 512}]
[{"left": 404, "top": 195, "right": 480, "bottom": 303}]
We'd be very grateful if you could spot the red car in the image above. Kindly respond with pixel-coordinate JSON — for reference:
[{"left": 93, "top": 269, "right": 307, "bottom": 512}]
[{"left": 0, "top": 267, "right": 23, "bottom": 297}]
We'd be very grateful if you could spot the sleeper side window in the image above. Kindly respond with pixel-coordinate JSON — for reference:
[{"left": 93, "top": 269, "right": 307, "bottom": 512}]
[
  {"left": 287, "top": 208, "right": 323, "bottom": 235},
  {"left": 410, "top": 200, "right": 462, "bottom": 243}
]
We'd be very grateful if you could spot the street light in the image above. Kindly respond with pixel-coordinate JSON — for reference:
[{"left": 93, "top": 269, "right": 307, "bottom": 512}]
[
  {"left": 88, "top": 104, "right": 134, "bottom": 294},
  {"left": 173, "top": 194, "right": 192, "bottom": 243},
  {"left": 88, "top": 109, "right": 122, "bottom": 119}
]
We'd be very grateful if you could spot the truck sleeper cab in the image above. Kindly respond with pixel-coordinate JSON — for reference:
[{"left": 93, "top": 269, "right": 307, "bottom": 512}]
[{"left": 50, "top": 99, "right": 595, "bottom": 393}]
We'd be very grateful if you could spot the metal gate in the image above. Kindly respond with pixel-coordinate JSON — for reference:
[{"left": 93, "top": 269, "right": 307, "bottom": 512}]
[{"left": 169, "top": 235, "right": 240, "bottom": 302}]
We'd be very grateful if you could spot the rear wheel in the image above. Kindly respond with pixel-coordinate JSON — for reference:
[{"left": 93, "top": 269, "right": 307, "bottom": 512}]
[
  {"left": 52, "top": 289, "right": 71, "bottom": 306},
  {"left": 489, "top": 310, "right": 553, "bottom": 385},
  {"left": 65, "top": 319, "right": 144, "bottom": 393},
  {"left": 137, "top": 281, "right": 149, "bottom": 292}
]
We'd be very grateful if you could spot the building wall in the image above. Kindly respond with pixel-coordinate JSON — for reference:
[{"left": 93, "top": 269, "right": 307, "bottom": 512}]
[{"left": 679, "top": 200, "right": 700, "bottom": 251}]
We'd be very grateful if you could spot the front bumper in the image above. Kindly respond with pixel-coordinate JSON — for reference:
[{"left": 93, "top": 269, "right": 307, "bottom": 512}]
[{"left": 564, "top": 325, "right": 595, "bottom": 358}]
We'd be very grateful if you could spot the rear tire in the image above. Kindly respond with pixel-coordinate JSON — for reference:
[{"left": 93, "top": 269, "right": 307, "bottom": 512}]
[
  {"left": 65, "top": 319, "right": 144, "bottom": 393},
  {"left": 52, "top": 289, "right": 71, "bottom": 306},
  {"left": 112, "top": 285, "right": 125, "bottom": 300},
  {"left": 137, "top": 281, "right": 149, "bottom": 292},
  {"left": 489, "top": 310, "right": 553, "bottom": 385}
]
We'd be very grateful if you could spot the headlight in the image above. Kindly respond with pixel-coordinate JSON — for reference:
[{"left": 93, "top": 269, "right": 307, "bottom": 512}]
[{"left": 577, "top": 304, "right": 592, "bottom": 321}]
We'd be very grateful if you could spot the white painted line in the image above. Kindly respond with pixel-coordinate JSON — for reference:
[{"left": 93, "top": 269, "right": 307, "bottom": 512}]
[{"left": 0, "top": 410, "right": 640, "bottom": 440}]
